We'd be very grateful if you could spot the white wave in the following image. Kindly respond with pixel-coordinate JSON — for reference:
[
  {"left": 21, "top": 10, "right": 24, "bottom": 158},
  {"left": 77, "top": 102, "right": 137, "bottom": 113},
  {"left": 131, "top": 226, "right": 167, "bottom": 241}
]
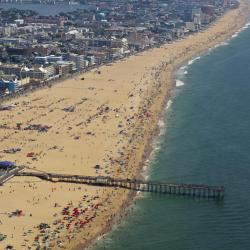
[
  {"left": 231, "top": 22, "right": 250, "bottom": 39},
  {"left": 176, "top": 66, "right": 188, "bottom": 77},
  {"left": 210, "top": 41, "right": 230, "bottom": 52},
  {"left": 166, "top": 100, "right": 173, "bottom": 110},
  {"left": 153, "top": 145, "right": 160, "bottom": 151},
  {"left": 141, "top": 97, "right": 174, "bottom": 180},
  {"left": 203, "top": 22, "right": 250, "bottom": 59},
  {"left": 216, "top": 41, "right": 229, "bottom": 48},
  {"left": 239, "top": 22, "right": 250, "bottom": 31},
  {"left": 157, "top": 114, "right": 167, "bottom": 137},
  {"left": 158, "top": 119, "right": 165, "bottom": 128},
  {"left": 221, "top": 41, "right": 229, "bottom": 46},
  {"left": 176, "top": 79, "right": 185, "bottom": 87},
  {"left": 231, "top": 33, "right": 239, "bottom": 38},
  {"left": 180, "top": 65, "right": 187, "bottom": 70},
  {"left": 188, "top": 56, "right": 200, "bottom": 65}
]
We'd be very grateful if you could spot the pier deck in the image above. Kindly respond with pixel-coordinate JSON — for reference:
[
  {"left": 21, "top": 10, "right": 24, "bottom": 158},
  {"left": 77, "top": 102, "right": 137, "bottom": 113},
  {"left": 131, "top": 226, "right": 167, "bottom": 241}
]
[
  {"left": 15, "top": 171, "right": 225, "bottom": 200},
  {"left": 0, "top": 165, "right": 25, "bottom": 185}
]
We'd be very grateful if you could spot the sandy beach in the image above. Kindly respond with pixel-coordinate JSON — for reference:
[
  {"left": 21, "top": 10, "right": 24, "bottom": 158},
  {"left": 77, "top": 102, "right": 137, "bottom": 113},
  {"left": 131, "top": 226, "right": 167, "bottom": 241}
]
[{"left": 0, "top": 1, "right": 250, "bottom": 249}]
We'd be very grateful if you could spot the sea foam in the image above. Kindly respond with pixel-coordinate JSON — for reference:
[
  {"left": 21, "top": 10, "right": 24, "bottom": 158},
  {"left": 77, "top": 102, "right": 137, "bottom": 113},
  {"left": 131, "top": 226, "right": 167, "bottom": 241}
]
[
  {"left": 231, "top": 22, "right": 250, "bottom": 39},
  {"left": 158, "top": 119, "right": 165, "bottom": 128},
  {"left": 188, "top": 56, "right": 201, "bottom": 65},
  {"left": 177, "top": 65, "right": 188, "bottom": 76},
  {"left": 214, "top": 41, "right": 229, "bottom": 49},
  {"left": 166, "top": 100, "right": 173, "bottom": 110},
  {"left": 231, "top": 33, "right": 239, "bottom": 38},
  {"left": 176, "top": 79, "right": 185, "bottom": 87},
  {"left": 180, "top": 65, "right": 187, "bottom": 70}
]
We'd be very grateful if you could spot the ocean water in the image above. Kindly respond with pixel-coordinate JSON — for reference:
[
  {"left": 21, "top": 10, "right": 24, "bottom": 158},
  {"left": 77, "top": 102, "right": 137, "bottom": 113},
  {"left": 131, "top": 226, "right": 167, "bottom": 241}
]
[{"left": 93, "top": 24, "right": 250, "bottom": 250}]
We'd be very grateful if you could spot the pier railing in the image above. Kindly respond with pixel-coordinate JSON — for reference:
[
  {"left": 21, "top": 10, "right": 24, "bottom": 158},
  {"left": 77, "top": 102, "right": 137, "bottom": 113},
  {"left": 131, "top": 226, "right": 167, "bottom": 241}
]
[{"left": 16, "top": 171, "right": 225, "bottom": 200}]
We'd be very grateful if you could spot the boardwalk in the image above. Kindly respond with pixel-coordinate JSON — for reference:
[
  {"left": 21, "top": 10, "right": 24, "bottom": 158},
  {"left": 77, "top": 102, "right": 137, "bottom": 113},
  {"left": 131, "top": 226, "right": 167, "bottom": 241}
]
[{"left": 16, "top": 171, "right": 225, "bottom": 200}]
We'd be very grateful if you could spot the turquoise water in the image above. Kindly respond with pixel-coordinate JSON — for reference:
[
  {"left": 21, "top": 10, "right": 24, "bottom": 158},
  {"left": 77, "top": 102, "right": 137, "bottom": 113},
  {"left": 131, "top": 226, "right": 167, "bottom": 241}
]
[{"left": 94, "top": 24, "right": 250, "bottom": 250}]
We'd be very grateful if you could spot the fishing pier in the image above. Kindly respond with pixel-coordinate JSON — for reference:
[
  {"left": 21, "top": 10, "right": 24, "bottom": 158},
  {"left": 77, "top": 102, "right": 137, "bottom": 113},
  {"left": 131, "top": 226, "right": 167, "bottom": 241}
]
[{"left": 16, "top": 171, "right": 225, "bottom": 200}]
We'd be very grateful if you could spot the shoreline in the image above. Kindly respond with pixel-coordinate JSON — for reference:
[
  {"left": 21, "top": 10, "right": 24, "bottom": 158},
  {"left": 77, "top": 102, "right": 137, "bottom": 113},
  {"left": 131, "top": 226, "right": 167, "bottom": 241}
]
[{"left": 80, "top": 1, "right": 250, "bottom": 249}]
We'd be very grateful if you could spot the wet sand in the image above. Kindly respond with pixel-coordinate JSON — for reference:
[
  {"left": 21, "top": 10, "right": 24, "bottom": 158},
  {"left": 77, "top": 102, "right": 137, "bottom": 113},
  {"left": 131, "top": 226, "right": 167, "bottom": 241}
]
[{"left": 0, "top": 1, "right": 249, "bottom": 249}]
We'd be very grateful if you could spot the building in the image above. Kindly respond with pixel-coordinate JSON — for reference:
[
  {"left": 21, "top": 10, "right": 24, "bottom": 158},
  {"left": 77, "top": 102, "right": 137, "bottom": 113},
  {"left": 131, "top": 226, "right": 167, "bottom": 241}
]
[
  {"left": 0, "top": 38, "right": 25, "bottom": 46},
  {"left": 27, "top": 65, "right": 55, "bottom": 80},
  {"left": 7, "top": 46, "right": 51, "bottom": 57},
  {"left": 69, "top": 54, "right": 87, "bottom": 70},
  {"left": 0, "top": 64, "right": 22, "bottom": 77},
  {"left": 0, "top": 80, "right": 19, "bottom": 94},
  {"left": 201, "top": 5, "right": 215, "bottom": 16},
  {"left": 55, "top": 61, "right": 75, "bottom": 76},
  {"left": 127, "top": 32, "right": 151, "bottom": 51},
  {"left": 185, "top": 22, "right": 197, "bottom": 32},
  {"left": 34, "top": 55, "right": 63, "bottom": 65}
]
